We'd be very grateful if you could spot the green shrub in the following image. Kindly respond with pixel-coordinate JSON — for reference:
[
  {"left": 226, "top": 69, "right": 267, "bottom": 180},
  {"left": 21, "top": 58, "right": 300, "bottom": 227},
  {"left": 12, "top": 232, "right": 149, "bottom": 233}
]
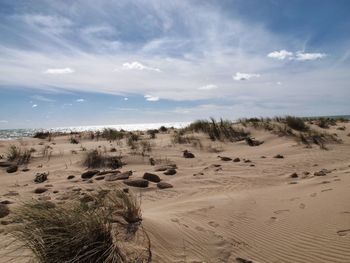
[{"left": 285, "top": 116, "right": 309, "bottom": 131}]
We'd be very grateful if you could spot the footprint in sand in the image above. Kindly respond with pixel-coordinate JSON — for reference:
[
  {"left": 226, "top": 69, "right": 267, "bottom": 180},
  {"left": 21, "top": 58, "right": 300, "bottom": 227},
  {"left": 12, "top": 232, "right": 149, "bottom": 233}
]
[
  {"left": 337, "top": 229, "right": 350, "bottom": 237},
  {"left": 299, "top": 203, "right": 306, "bottom": 209},
  {"left": 274, "top": 209, "right": 290, "bottom": 214},
  {"left": 208, "top": 221, "right": 219, "bottom": 228}
]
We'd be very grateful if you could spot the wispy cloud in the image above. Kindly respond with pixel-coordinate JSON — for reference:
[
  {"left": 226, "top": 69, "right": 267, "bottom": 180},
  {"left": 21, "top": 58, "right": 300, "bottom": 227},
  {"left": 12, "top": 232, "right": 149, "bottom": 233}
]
[
  {"left": 295, "top": 52, "right": 326, "bottom": 61},
  {"left": 233, "top": 72, "right": 260, "bottom": 81},
  {"left": 76, "top": 98, "right": 85, "bottom": 102},
  {"left": 198, "top": 84, "right": 218, "bottom": 90},
  {"left": 267, "top": 50, "right": 293, "bottom": 60},
  {"left": 32, "top": 104, "right": 38, "bottom": 108},
  {"left": 44, "top": 68, "right": 75, "bottom": 74},
  {"left": 31, "top": 95, "right": 55, "bottom": 102},
  {"left": 144, "top": 95, "right": 159, "bottom": 101},
  {"left": 121, "top": 61, "right": 161, "bottom": 72},
  {"left": 268, "top": 50, "right": 326, "bottom": 61}
]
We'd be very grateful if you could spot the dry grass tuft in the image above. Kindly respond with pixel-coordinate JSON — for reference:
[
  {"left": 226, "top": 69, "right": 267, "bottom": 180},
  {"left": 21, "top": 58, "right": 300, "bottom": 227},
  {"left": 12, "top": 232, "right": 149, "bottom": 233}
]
[
  {"left": 6, "top": 145, "right": 31, "bottom": 165},
  {"left": 10, "top": 189, "right": 148, "bottom": 262},
  {"left": 83, "top": 149, "right": 123, "bottom": 169}
]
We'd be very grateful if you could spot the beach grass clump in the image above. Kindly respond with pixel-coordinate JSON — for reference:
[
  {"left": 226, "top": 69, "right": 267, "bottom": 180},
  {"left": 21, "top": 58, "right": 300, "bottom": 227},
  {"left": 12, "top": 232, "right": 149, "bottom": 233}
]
[
  {"left": 185, "top": 118, "right": 249, "bottom": 142},
  {"left": 6, "top": 145, "right": 31, "bottom": 164},
  {"left": 11, "top": 189, "right": 144, "bottom": 263},
  {"left": 33, "top": 131, "right": 51, "bottom": 140},
  {"left": 101, "top": 128, "right": 125, "bottom": 141},
  {"left": 284, "top": 116, "right": 309, "bottom": 131},
  {"left": 69, "top": 137, "right": 79, "bottom": 144},
  {"left": 83, "top": 149, "right": 122, "bottom": 169}
]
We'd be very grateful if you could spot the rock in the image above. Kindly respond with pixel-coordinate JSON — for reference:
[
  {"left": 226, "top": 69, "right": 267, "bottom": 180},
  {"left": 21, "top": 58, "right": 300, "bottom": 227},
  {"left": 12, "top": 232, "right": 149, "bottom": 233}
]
[
  {"left": 233, "top": 158, "right": 240, "bottom": 162},
  {"left": 81, "top": 170, "right": 99, "bottom": 179},
  {"left": 274, "top": 154, "right": 284, "bottom": 159},
  {"left": 34, "top": 172, "right": 48, "bottom": 183},
  {"left": 105, "top": 171, "right": 131, "bottom": 181},
  {"left": 80, "top": 195, "right": 94, "bottom": 203},
  {"left": 290, "top": 172, "right": 298, "bottom": 178},
  {"left": 149, "top": 157, "right": 155, "bottom": 166},
  {"left": 3, "top": 191, "right": 19, "bottom": 197},
  {"left": 314, "top": 169, "right": 331, "bottom": 176},
  {"left": 98, "top": 170, "right": 120, "bottom": 176},
  {"left": 261, "top": 156, "right": 266, "bottom": 158},
  {"left": 249, "top": 164, "right": 255, "bottom": 167},
  {"left": 245, "top": 137, "right": 264, "bottom": 146},
  {"left": 164, "top": 169, "right": 177, "bottom": 175},
  {"left": 6, "top": 165, "right": 18, "bottom": 173},
  {"left": 143, "top": 172, "right": 161, "bottom": 183},
  {"left": 123, "top": 188, "right": 129, "bottom": 193},
  {"left": 45, "top": 184, "right": 53, "bottom": 187},
  {"left": 244, "top": 159, "right": 252, "bottom": 163},
  {"left": 0, "top": 204, "right": 10, "bottom": 218},
  {"left": 34, "top": 187, "right": 48, "bottom": 194},
  {"left": 155, "top": 164, "right": 177, "bottom": 171},
  {"left": 95, "top": 176, "right": 105, "bottom": 180},
  {"left": 53, "top": 190, "right": 59, "bottom": 194},
  {"left": 0, "top": 161, "right": 13, "bottom": 167},
  {"left": 67, "top": 175, "right": 75, "bottom": 180},
  {"left": 218, "top": 156, "right": 232, "bottom": 161},
  {"left": 183, "top": 150, "right": 195, "bottom": 158},
  {"left": 123, "top": 179, "right": 149, "bottom": 188},
  {"left": 236, "top": 257, "right": 253, "bottom": 263},
  {"left": 157, "top": 182, "right": 173, "bottom": 189},
  {"left": 22, "top": 168, "right": 30, "bottom": 172},
  {"left": 0, "top": 200, "right": 13, "bottom": 205}
]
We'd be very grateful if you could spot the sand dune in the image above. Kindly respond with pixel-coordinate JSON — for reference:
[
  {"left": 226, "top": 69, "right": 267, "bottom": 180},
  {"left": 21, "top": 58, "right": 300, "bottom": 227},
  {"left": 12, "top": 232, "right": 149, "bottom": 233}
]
[{"left": 0, "top": 121, "right": 349, "bottom": 262}]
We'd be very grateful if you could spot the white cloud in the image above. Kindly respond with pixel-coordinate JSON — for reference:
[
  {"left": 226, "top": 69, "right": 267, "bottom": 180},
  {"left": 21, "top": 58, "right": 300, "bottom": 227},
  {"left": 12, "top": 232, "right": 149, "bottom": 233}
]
[
  {"left": 121, "top": 61, "right": 161, "bottom": 72},
  {"left": 198, "top": 84, "right": 218, "bottom": 90},
  {"left": 267, "top": 50, "right": 294, "bottom": 60},
  {"left": 233, "top": 72, "right": 260, "bottom": 81},
  {"left": 144, "top": 95, "right": 160, "bottom": 101},
  {"left": 268, "top": 50, "right": 326, "bottom": 61},
  {"left": 124, "top": 97, "right": 129, "bottom": 101},
  {"left": 31, "top": 95, "right": 54, "bottom": 102},
  {"left": 0, "top": 120, "right": 8, "bottom": 123},
  {"left": 295, "top": 52, "right": 326, "bottom": 61},
  {"left": 32, "top": 104, "right": 38, "bottom": 108},
  {"left": 76, "top": 98, "right": 85, "bottom": 102},
  {"left": 44, "top": 68, "right": 75, "bottom": 74}
]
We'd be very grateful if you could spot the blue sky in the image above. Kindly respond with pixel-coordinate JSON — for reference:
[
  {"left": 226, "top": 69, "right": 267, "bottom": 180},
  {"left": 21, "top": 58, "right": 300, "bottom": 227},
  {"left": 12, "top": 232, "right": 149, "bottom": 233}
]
[{"left": 0, "top": 0, "right": 349, "bottom": 128}]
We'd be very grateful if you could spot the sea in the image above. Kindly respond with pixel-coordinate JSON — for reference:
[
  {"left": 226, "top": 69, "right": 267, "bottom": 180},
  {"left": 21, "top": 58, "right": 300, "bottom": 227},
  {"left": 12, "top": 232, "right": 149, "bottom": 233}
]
[{"left": 0, "top": 122, "right": 191, "bottom": 140}]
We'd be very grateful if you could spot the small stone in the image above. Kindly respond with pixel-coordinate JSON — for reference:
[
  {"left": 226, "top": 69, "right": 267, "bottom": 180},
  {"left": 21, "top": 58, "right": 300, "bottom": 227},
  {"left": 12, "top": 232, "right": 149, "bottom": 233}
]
[
  {"left": 123, "top": 179, "right": 149, "bottom": 188},
  {"left": 290, "top": 172, "right": 298, "bottom": 178},
  {"left": 0, "top": 204, "right": 10, "bottom": 218},
  {"left": 34, "top": 172, "right": 48, "bottom": 183},
  {"left": 157, "top": 182, "right": 173, "bottom": 189},
  {"left": 95, "top": 176, "right": 105, "bottom": 180},
  {"left": 6, "top": 165, "right": 18, "bottom": 173},
  {"left": 0, "top": 200, "right": 13, "bottom": 205},
  {"left": 274, "top": 154, "right": 284, "bottom": 159},
  {"left": 143, "top": 172, "right": 161, "bottom": 183},
  {"left": 105, "top": 171, "right": 131, "bottom": 181},
  {"left": 34, "top": 187, "right": 48, "bottom": 194},
  {"left": 164, "top": 169, "right": 177, "bottom": 175},
  {"left": 67, "top": 175, "right": 75, "bottom": 180},
  {"left": 219, "top": 156, "right": 232, "bottom": 161},
  {"left": 233, "top": 158, "right": 240, "bottom": 162},
  {"left": 123, "top": 188, "right": 129, "bottom": 193},
  {"left": 81, "top": 170, "right": 99, "bottom": 179},
  {"left": 183, "top": 150, "right": 195, "bottom": 158}
]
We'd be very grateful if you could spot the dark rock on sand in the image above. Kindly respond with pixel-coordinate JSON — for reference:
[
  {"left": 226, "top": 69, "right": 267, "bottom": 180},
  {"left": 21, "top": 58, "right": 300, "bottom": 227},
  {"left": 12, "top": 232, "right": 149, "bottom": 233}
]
[
  {"left": 0, "top": 204, "right": 10, "bottom": 218},
  {"left": 274, "top": 154, "right": 284, "bottom": 159},
  {"left": 245, "top": 137, "right": 264, "bottom": 146},
  {"left": 34, "top": 187, "right": 48, "bottom": 194},
  {"left": 164, "top": 169, "right": 177, "bottom": 175},
  {"left": 183, "top": 150, "right": 195, "bottom": 158},
  {"left": 314, "top": 169, "right": 332, "bottom": 176},
  {"left": 157, "top": 182, "right": 173, "bottom": 189},
  {"left": 123, "top": 179, "right": 149, "bottom": 188},
  {"left": 149, "top": 157, "right": 155, "bottom": 166},
  {"left": 81, "top": 170, "right": 99, "bottom": 179},
  {"left": 95, "top": 176, "right": 105, "bottom": 180},
  {"left": 22, "top": 168, "right": 30, "bottom": 172},
  {"left": 233, "top": 158, "right": 240, "bottom": 162},
  {"left": 67, "top": 175, "right": 75, "bottom": 180},
  {"left": 34, "top": 172, "right": 48, "bottom": 183},
  {"left": 6, "top": 165, "right": 18, "bottom": 173},
  {"left": 0, "top": 200, "right": 13, "bottom": 205},
  {"left": 290, "top": 172, "right": 298, "bottom": 178},
  {"left": 218, "top": 156, "right": 232, "bottom": 161},
  {"left": 143, "top": 172, "right": 161, "bottom": 183},
  {"left": 105, "top": 171, "right": 131, "bottom": 181},
  {"left": 155, "top": 164, "right": 177, "bottom": 171},
  {"left": 0, "top": 161, "right": 12, "bottom": 167}
]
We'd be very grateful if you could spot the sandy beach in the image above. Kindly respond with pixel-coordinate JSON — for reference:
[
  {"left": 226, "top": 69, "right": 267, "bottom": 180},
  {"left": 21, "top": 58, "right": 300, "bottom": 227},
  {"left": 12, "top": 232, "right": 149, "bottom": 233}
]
[{"left": 0, "top": 119, "right": 349, "bottom": 262}]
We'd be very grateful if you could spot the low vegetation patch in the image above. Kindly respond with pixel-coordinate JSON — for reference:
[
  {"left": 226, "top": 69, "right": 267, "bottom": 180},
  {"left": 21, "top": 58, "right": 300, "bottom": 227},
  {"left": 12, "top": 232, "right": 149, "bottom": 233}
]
[
  {"left": 6, "top": 145, "right": 31, "bottom": 165},
  {"left": 101, "top": 128, "right": 125, "bottom": 141},
  {"left": 10, "top": 189, "right": 150, "bottom": 262},
  {"left": 185, "top": 118, "right": 249, "bottom": 142},
  {"left": 84, "top": 149, "right": 123, "bottom": 169}
]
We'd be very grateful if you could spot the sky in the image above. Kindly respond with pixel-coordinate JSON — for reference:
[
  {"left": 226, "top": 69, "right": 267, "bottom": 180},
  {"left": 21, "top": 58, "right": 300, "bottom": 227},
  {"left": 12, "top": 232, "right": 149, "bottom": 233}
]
[{"left": 0, "top": 0, "right": 349, "bottom": 129}]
